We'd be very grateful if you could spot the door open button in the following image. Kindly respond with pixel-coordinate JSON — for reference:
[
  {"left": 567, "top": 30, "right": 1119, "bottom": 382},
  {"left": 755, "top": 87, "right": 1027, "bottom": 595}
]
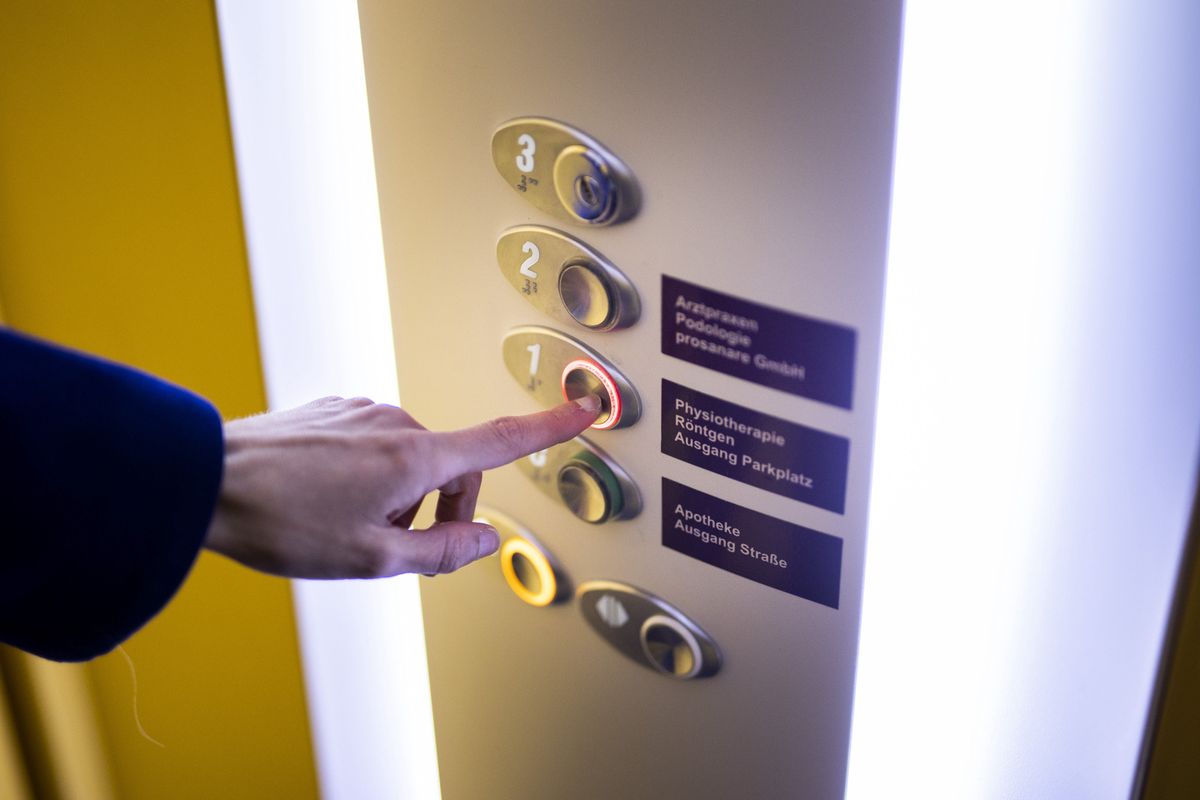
[{"left": 562, "top": 359, "right": 621, "bottom": 430}]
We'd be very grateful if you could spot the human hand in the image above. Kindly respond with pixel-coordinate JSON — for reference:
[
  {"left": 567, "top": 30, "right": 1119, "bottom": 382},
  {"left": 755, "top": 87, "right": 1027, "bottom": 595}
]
[{"left": 204, "top": 394, "right": 601, "bottom": 579}]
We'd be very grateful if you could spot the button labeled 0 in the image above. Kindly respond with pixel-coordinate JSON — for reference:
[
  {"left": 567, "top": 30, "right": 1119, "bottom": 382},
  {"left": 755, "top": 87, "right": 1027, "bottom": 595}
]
[{"left": 515, "top": 436, "right": 641, "bottom": 524}]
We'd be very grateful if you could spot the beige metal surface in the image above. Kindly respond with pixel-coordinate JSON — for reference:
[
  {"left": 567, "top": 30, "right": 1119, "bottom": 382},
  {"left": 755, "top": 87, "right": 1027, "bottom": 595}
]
[{"left": 360, "top": 1, "right": 901, "bottom": 796}]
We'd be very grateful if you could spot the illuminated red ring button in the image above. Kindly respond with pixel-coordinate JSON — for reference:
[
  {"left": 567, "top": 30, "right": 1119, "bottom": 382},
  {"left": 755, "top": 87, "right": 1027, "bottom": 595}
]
[{"left": 561, "top": 358, "right": 622, "bottom": 430}]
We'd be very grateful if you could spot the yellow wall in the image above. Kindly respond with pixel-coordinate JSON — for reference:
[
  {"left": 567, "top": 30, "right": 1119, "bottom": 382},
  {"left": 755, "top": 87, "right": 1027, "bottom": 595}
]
[
  {"left": 1142, "top": 488, "right": 1200, "bottom": 798},
  {"left": 0, "top": 3, "right": 319, "bottom": 799}
]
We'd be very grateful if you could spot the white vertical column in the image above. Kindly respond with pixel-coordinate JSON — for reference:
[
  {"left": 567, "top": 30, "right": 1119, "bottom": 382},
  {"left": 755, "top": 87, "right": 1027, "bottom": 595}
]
[
  {"left": 849, "top": 2, "right": 1200, "bottom": 797},
  {"left": 214, "top": 2, "right": 440, "bottom": 798}
]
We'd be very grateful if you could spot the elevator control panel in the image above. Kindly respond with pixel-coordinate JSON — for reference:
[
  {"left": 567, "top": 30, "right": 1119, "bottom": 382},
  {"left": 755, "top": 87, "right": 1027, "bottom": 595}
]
[
  {"left": 363, "top": 3, "right": 901, "bottom": 788},
  {"left": 502, "top": 326, "right": 640, "bottom": 430},
  {"left": 516, "top": 436, "right": 640, "bottom": 524},
  {"left": 475, "top": 506, "right": 567, "bottom": 607},
  {"left": 578, "top": 581, "right": 722, "bottom": 679},
  {"left": 492, "top": 117, "right": 640, "bottom": 226},
  {"left": 496, "top": 226, "right": 640, "bottom": 331}
]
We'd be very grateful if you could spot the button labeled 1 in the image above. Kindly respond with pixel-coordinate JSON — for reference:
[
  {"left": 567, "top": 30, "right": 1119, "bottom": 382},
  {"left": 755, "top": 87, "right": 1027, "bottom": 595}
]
[
  {"left": 497, "top": 226, "right": 640, "bottom": 331},
  {"left": 492, "top": 118, "right": 640, "bottom": 227},
  {"left": 502, "top": 326, "right": 640, "bottom": 430}
]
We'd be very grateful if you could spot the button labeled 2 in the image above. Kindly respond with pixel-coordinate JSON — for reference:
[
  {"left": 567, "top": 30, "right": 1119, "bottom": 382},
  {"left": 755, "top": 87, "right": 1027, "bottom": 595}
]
[
  {"left": 497, "top": 226, "right": 640, "bottom": 331},
  {"left": 492, "top": 118, "right": 640, "bottom": 226},
  {"left": 502, "top": 326, "right": 640, "bottom": 430}
]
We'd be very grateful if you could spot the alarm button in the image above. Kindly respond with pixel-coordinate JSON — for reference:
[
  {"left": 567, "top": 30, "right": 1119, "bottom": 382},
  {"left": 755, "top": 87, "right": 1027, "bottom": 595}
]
[{"left": 561, "top": 359, "right": 621, "bottom": 429}]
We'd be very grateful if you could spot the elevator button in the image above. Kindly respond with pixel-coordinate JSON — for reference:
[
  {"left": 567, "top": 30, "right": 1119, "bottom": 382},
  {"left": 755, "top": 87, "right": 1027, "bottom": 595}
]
[
  {"left": 640, "top": 615, "right": 701, "bottom": 679},
  {"left": 556, "top": 452, "right": 623, "bottom": 524},
  {"left": 492, "top": 118, "right": 639, "bottom": 227},
  {"left": 514, "top": 436, "right": 641, "bottom": 522},
  {"left": 561, "top": 359, "right": 620, "bottom": 429},
  {"left": 475, "top": 506, "right": 567, "bottom": 607},
  {"left": 577, "top": 581, "right": 721, "bottom": 679},
  {"left": 502, "top": 326, "right": 640, "bottom": 429},
  {"left": 499, "top": 537, "right": 560, "bottom": 607},
  {"left": 553, "top": 146, "right": 615, "bottom": 224},
  {"left": 558, "top": 263, "right": 613, "bottom": 329},
  {"left": 496, "top": 227, "right": 639, "bottom": 331}
]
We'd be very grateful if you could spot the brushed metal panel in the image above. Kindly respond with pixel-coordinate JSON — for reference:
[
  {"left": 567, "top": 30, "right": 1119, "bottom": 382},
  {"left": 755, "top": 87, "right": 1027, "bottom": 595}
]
[{"left": 359, "top": 1, "right": 901, "bottom": 797}]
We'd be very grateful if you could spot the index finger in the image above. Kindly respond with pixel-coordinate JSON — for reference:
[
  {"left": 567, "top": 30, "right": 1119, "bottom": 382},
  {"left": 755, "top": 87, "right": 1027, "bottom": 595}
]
[{"left": 425, "top": 395, "right": 601, "bottom": 484}]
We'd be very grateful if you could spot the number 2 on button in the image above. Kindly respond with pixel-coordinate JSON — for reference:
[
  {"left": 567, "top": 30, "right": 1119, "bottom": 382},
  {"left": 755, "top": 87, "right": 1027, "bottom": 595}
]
[{"left": 519, "top": 241, "right": 539, "bottom": 279}]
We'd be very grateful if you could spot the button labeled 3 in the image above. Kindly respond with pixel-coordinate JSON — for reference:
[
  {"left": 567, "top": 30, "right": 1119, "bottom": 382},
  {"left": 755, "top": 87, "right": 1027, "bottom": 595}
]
[
  {"left": 577, "top": 581, "right": 721, "bottom": 679},
  {"left": 497, "top": 226, "right": 640, "bottom": 331},
  {"left": 502, "top": 326, "right": 640, "bottom": 430},
  {"left": 492, "top": 118, "right": 640, "bottom": 226},
  {"left": 516, "top": 437, "right": 641, "bottom": 524}
]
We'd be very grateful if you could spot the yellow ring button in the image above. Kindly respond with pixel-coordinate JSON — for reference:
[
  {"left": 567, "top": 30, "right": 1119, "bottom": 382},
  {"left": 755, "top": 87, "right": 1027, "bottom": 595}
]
[{"left": 499, "top": 537, "right": 559, "bottom": 607}]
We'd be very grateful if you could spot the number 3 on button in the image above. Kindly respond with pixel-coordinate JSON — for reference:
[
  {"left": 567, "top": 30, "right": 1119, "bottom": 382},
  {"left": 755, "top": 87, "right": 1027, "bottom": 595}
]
[{"left": 516, "top": 133, "right": 536, "bottom": 173}]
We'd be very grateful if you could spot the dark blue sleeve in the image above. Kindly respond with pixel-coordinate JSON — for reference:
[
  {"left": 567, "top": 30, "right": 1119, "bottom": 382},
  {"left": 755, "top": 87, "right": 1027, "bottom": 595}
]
[{"left": 0, "top": 328, "right": 224, "bottom": 661}]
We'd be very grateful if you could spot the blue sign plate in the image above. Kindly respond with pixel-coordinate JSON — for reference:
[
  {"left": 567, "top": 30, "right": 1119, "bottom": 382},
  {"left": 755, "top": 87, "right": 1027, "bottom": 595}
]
[
  {"left": 662, "top": 478, "right": 842, "bottom": 607},
  {"left": 662, "top": 380, "right": 849, "bottom": 514},
  {"left": 661, "top": 275, "right": 857, "bottom": 409}
]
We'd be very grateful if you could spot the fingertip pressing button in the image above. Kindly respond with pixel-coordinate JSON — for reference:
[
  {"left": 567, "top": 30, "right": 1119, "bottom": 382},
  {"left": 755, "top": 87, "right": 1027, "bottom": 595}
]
[{"left": 561, "top": 359, "right": 621, "bottom": 429}]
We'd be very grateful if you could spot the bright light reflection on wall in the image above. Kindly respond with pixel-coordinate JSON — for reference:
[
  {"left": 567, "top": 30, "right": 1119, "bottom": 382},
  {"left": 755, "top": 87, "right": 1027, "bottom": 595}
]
[
  {"left": 215, "top": 2, "right": 440, "bottom": 799},
  {"left": 848, "top": 2, "right": 1200, "bottom": 798}
]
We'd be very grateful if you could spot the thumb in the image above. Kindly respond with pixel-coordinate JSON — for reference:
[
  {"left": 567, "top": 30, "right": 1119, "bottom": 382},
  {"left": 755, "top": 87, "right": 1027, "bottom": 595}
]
[{"left": 392, "top": 521, "right": 500, "bottom": 575}]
